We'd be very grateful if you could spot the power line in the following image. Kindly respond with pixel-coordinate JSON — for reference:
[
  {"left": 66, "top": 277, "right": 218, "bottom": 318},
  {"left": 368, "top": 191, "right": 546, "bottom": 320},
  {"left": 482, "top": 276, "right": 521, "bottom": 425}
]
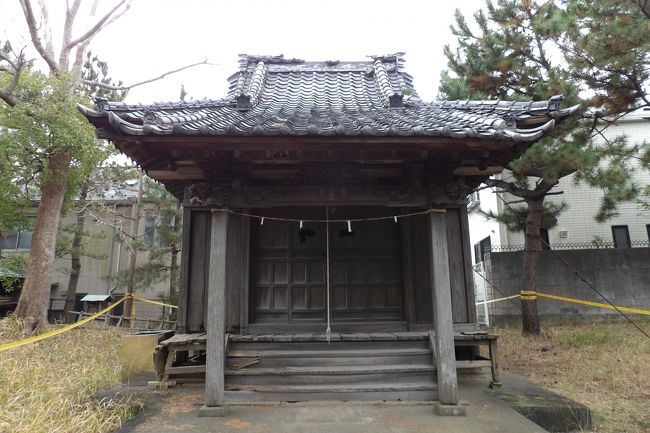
[{"left": 490, "top": 186, "right": 650, "bottom": 341}]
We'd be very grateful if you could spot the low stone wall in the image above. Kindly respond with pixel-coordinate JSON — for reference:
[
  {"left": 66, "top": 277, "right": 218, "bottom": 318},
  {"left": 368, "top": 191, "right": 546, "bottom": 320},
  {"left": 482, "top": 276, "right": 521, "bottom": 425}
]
[{"left": 482, "top": 248, "right": 650, "bottom": 317}]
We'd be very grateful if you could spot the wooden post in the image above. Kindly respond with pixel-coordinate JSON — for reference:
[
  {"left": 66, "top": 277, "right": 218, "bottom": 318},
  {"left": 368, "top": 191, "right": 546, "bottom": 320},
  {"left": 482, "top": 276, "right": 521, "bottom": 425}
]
[
  {"left": 200, "top": 210, "right": 229, "bottom": 417},
  {"left": 429, "top": 211, "right": 465, "bottom": 416}
]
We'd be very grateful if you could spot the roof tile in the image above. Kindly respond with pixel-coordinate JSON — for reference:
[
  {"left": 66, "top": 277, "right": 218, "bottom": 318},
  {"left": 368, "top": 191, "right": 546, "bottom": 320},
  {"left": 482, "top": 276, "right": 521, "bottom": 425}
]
[{"left": 80, "top": 54, "right": 578, "bottom": 142}]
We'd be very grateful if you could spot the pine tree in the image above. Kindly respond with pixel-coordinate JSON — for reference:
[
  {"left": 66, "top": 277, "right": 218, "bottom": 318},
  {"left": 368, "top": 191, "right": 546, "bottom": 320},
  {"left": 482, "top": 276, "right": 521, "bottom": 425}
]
[{"left": 440, "top": 0, "right": 642, "bottom": 335}]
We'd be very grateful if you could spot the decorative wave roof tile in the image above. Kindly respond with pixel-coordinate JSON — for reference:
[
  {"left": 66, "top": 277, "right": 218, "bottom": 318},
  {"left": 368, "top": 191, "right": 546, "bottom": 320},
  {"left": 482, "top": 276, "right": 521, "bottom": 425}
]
[{"left": 79, "top": 53, "right": 578, "bottom": 142}]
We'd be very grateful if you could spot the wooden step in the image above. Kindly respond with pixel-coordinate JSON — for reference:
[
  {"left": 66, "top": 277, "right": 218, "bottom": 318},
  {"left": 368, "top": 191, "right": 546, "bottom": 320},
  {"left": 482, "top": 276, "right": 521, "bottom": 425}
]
[
  {"left": 227, "top": 348, "right": 432, "bottom": 358},
  {"left": 226, "top": 354, "right": 432, "bottom": 368},
  {"left": 224, "top": 382, "right": 438, "bottom": 402},
  {"left": 225, "top": 364, "right": 436, "bottom": 385},
  {"left": 228, "top": 340, "right": 429, "bottom": 351},
  {"left": 226, "top": 364, "right": 435, "bottom": 376}
]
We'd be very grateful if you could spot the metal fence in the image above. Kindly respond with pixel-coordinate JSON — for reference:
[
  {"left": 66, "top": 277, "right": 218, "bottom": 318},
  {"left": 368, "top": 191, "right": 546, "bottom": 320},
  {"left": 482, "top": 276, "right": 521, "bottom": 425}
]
[{"left": 489, "top": 240, "right": 650, "bottom": 252}]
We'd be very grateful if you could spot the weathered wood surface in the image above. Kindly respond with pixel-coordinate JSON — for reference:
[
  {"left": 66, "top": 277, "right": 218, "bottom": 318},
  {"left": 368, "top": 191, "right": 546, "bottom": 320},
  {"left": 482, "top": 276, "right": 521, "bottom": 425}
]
[
  {"left": 400, "top": 218, "right": 417, "bottom": 328},
  {"left": 160, "top": 333, "right": 207, "bottom": 346},
  {"left": 185, "top": 185, "right": 431, "bottom": 208},
  {"left": 204, "top": 211, "right": 228, "bottom": 408},
  {"left": 186, "top": 211, "right": 211, "bottom": 332},
  {"left": 459, "top": 205, "right": 478, "bottom": 323},
  {"left": 247, "top": 322, "right": 408, "bottom": 334},
  {"left": 428, "top": 211, "right": 460, "bottom": 406},
  {"left": 156, "top": 330, "right": 501, "bottom": 394},
  {"left": 411, "top": 214, "right": 434, "bottom": 323},
  {"left": 446, "top": 208, "right": 469, "bottom": 322},
  {"left": 488, "top": 338, "right": 502, "bottom": 387},
  {"left": 178, "top": 206, "right": 192, "bottom": 332}
]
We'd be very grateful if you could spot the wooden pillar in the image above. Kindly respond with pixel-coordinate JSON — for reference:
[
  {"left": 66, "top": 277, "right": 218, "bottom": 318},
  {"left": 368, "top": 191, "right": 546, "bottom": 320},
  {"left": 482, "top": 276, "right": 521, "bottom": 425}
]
[
  {"left": 429, "top": 211, "right": 465, "bottom": 416},
  {"left": 200, "top": 210, "right": 229, "bottom": 417}
]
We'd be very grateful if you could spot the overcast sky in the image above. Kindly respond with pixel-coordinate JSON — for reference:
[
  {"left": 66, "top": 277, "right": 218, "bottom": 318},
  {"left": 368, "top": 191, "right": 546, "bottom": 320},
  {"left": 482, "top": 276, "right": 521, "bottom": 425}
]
[{"left": 1, "top": 1, "right": 485, "bottom": 103}]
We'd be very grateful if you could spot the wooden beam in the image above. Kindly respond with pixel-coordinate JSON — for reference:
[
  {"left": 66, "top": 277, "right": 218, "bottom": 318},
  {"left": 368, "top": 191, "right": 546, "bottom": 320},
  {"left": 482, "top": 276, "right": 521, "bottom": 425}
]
[
  {"left": 149, "top": 166, "right": 205, "bottom": 180},
  {"left": 186, "top": 185, "right": 430, "bottom": 208},
  {"left": 202, "top": 211, "right": 229, "bottom": 415},
  {"left": 428, "top": 211, "right": 464, "bottom": 414},
  {"left": 452, "top": 166, "right": 503, "bottom": 176}
]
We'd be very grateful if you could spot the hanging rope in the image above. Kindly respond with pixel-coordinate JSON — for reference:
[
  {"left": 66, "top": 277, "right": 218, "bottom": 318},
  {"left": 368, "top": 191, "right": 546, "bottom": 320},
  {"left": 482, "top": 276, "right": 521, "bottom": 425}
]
[
  {"left": 210, "top": 207, "right": 445, "bottom": 222},
  {"left": 325, "top": 206, "right": 332, "bottom": 343}
]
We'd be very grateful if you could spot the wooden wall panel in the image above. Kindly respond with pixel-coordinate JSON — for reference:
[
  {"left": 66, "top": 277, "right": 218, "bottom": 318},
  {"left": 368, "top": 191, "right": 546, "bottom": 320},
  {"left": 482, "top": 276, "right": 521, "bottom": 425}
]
[
  {"left": 446, "top": 208, "right": 469, "bottom": 323},
  {"left": 225, "top": 214, "right": 241, "bottom": 331},
  {"left": 411, "top": 214, "right": 433, "bottom": 323},
  {"left": 178, "top": 206, "right": 192, "bottom": 332},
  {"left": 408, "top": 209, "right": 475, "bottom": 325},
  {"left": 186, "top": 210, "right": 211, "bottom": 332}
]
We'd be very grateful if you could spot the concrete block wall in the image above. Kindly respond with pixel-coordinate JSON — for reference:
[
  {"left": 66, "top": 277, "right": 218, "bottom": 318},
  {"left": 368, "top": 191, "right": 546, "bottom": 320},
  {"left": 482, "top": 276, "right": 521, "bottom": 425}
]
[{"left": 483, "top": 248, "right": 650, "bottom": 317}]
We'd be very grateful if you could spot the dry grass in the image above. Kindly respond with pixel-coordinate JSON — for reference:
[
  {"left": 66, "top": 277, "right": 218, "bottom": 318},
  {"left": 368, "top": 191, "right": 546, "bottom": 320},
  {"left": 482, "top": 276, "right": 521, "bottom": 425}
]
[
  {"left": 493, "top": 319, "right": 650, "bottom": 433},
  {"left": 0, "top": 316, "right": 142, "bottom": 433}
]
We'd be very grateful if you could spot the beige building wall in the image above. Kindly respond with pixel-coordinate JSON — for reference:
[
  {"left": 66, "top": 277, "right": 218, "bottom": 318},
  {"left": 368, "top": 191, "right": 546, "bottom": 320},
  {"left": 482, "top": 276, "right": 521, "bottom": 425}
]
[{"left": 46, "top": 201, "right": 174, "bottom": 319}]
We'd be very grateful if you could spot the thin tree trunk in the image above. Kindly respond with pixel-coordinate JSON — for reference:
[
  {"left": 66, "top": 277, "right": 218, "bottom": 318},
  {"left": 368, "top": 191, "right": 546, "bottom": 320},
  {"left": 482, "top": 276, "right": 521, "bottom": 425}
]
[
  {"left": 63, "top": 181, "right": 89, "bottom": 323},
  {"left": 15, "top": 152, "right": 72, "bottom": 335},
  {"left": 168, "top": 201, "right": 181, "bottom": 321},
  {"left": 521, "top": 197, "right": 543, "bottom": 336},
  {"left": 123, "top": 171, "right": 144, "bottom": 323}
]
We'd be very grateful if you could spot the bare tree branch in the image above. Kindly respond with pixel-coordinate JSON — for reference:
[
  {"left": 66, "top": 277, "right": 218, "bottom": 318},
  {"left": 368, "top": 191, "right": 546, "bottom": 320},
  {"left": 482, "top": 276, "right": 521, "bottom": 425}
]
[
  {"left": 0, "top": 47, "right": 30, "bottom": 107},
  {"left": 66, "top": 0, "right": 131, "bottom": 50},
  {"left": 70, "top": 40, "right": 91, "bottom": 85},
  {"left": 81, "top": 59, "right": 211, "bottom": 91},
  {"left": 19, "top": 0, "right": 60, "bottom": 74},
  {"left": 59, "top": 0, "right": 82, "bottom": 69},
  {"left": 36, "top": 0, "right": 55, "bottom": 60}
]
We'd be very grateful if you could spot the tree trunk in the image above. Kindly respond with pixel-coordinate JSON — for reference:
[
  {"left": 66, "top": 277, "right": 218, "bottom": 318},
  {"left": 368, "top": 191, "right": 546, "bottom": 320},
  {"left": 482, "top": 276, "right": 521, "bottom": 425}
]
[
  {"left": 521, "top": 197, "right": 543, "bottom": 336},
  {"left": 168, "top": 201, "right": 181, "bottom": 321},
  {"left": 63, "top": 181, "right": 89, "bottom": 323},
  {"left": 123, "top": 172, "right": 144, "bottom": 323},
  {"left": 15, "top": 152, "right": 72, "bottom": 335}
]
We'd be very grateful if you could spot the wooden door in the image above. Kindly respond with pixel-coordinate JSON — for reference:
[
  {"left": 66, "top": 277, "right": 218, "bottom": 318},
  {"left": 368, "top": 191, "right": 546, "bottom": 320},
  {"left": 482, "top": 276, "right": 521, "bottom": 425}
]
[{"left": 250, "top": 211, "right": 404, "bottom": 324}]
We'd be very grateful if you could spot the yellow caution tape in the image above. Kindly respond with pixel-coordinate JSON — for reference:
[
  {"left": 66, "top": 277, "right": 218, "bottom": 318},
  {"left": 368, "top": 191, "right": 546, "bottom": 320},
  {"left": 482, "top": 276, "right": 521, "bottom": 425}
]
[
  {"left": 0, "top": 296, "right": 127, "bottom": 353},
  {"left": 0, "top": 294, "right": 179, "bottom": 353},
  {"left": 535, "top": 292, "right": 650, "bottom": 316},
  {"left": 130, "top": 294, "right": 178, "bottom": 309},
  {"left": 475, "top": 290, "right": 650, "bottom": 316},
  {"left": 520, "top": 290, "right": 538, "bottom": 300},
  {"left": 475, "top": 294, "right": 520, "bottom": 306}
]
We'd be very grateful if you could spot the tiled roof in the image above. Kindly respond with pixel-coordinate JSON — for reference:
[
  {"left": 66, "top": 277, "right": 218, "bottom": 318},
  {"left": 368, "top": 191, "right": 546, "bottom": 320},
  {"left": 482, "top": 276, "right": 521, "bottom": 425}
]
[{"left": 79, "top": 54, "right": 578, "bottom": 142}]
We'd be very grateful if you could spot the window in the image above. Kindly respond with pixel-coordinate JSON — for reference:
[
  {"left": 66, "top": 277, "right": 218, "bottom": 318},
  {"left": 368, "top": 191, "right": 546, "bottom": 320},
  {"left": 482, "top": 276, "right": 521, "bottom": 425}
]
[
  {"left": 0, "top": 227, "right": 33, "bottom": 250},
  {"left": 473, "top": 236, "right": 492, "bottom": 263},
  {"left": 612, "top": 225, "right": 631, "bottom": 248},
  {"left": 143, "top": 215, "right": 156, "bottom": 246},
  {"left": 467, "top": 190, "right": 481, "bottom": 209}
]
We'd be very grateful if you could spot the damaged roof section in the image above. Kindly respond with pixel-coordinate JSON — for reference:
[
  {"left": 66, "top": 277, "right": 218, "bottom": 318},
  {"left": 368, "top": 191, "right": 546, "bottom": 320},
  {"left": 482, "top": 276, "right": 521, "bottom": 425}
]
[{"left": 79, "top": 53, "right": 578, "bottom": 142}]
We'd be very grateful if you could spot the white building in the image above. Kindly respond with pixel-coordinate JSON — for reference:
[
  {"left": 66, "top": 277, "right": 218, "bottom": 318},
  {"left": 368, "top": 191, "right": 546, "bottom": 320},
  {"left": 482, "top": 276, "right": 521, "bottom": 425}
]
[{"left": 469, "top": 107, "right": 650, "bottom": 264}]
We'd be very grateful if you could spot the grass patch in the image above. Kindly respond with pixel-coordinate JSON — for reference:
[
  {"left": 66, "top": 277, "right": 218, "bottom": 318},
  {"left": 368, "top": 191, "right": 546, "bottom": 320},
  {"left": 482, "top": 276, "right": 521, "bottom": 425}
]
[
  {"left": 0, "top": 316, "right": 142, "bottom": 433},
  {"left": 493, "top": 320, "right": 650, "bottom": 433},
  {"left": 556, "top": 328, "right": 619, "bottom": 347}
]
